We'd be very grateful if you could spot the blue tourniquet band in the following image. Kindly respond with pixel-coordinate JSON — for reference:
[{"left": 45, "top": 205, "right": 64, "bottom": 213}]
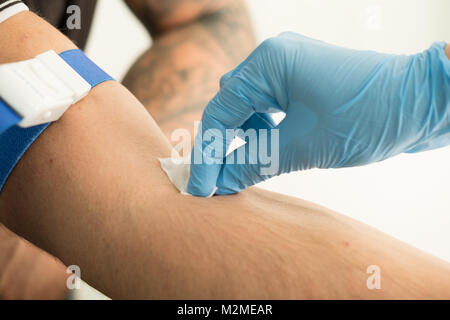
[
  {"left": 0, "top": 49, "right": 114, "bottom": 192},
  {"left": 59, "top": 49, "right": 114, "bottom": 88},
  {"left": 0, "top": 98, "right": 21, "bottom": 134}
]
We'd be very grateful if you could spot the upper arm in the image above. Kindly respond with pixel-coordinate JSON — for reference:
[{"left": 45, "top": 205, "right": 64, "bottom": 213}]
[
  {"left": 0, "top": 11, "right": 75, "bottom": 63},
  {"left": 124, "top": 0, "right": 231, "bottom": 35},
  {"left": 0, "top": 11, "right": 174, "bottom": 248}
]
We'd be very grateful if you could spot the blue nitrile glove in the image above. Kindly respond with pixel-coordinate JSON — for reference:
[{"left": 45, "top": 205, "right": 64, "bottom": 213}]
[{"left": 187, "top": 32, "right": 450, "bottom": 196}]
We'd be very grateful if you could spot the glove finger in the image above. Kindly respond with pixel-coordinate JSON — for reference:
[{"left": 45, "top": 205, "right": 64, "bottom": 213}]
[
  {"left": 216, "top": 113, "right": 278, "bottom": 195},
  {"left": 187, "top": 76, "right": 256, "bottom": 197},
  {"left": 219, "top": 69, "right": 234, "bottom": 88}
]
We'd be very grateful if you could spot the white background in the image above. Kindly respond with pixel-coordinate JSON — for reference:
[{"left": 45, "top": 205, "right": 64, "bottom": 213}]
[{"left": 80, "top": 0, "right": 450, "bottom": 298}]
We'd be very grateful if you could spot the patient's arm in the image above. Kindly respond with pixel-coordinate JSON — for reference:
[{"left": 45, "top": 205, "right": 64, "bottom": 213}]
[
  {"left": 0, "top": 224, "right": 68, "bottom": 299},
  {"left": 1, "top": 12, "right": 450, "bottom": 299}
]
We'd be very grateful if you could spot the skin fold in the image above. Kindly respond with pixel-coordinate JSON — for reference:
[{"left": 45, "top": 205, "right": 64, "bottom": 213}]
[{"left": 0, "top": 10, "right": 450, "bottom": 299}]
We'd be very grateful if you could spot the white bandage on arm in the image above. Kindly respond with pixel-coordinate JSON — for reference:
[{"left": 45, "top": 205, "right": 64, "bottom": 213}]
[{"left": 0, "top": 0, "right": 29, "bottom": 24}]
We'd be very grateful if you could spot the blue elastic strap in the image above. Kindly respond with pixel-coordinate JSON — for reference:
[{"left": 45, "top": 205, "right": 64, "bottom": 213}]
[
  {"left": 0, "top": 99, "right": 22, "bottom": 134},
  {"left": 59, "top": 49, "right": 114, "bottom": 87},
  {"left": 0, "top": 49, "right": 114, "bottom": 192}
]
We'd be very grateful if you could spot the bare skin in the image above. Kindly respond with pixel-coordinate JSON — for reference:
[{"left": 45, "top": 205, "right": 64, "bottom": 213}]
[
  {"left": 0, "top": 11, "right": 450, "bottom": 299},
  {"left": 0, "top": 225, "right": 67, "bottom": 300}
]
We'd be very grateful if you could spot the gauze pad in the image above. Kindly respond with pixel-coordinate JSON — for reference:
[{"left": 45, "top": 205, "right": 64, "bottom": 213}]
[
  {"left": 158, "top": 125, "right": 265, "bottom": 198},
  {"left": 159, "top": 157, "right": 217, "bottom": 197}
]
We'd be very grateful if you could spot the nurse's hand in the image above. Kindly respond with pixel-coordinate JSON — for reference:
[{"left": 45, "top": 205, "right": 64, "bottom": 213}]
[{"left": 187, "top": 32, "right": 450, "bottom": 196}]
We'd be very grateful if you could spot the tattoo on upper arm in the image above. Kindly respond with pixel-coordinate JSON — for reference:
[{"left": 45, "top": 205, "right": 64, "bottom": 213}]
[
  {"left": 125, "top": 0, "right": 229, "bottom": 35},
  {"left": 122, "top": 0, "right": 255, "bottom": 141}
]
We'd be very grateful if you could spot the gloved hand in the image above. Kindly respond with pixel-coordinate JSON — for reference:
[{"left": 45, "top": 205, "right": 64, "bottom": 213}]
[{"left": 187, "top": 32, "right": 450, "bottom": 197}]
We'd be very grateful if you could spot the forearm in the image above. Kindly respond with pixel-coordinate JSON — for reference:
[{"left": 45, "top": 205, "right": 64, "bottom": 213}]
[{"left": 123, "top": 0, "right": 255, "bottom": 141}]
